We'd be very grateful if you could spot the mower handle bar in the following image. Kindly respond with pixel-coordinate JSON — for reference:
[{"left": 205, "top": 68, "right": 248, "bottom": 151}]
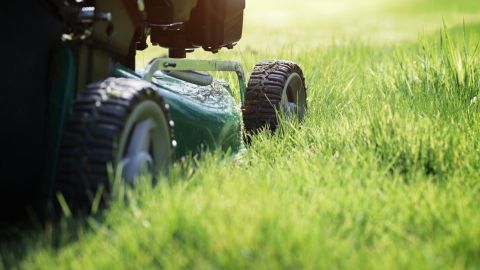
[{"left": 143, "top": 58, "right": 246, "bottom": 105}]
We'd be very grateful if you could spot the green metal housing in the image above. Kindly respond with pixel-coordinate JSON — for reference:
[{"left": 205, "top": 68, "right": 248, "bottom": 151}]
[
  {"left": 114, "top": 63, "right": 245, "bottom": 158},
  {"left": 42, "top": 42, "right": 245, "bottom": 210}
]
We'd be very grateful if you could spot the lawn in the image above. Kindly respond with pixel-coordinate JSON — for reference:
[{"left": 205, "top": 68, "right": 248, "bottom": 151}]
[{"left": 3, "top": 0, "right": 480, "bottom": 269}]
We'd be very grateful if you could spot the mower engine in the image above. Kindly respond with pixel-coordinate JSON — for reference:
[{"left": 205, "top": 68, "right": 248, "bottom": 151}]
[{"left": 145, "top": 0, "right": 245, "bottom": 57}]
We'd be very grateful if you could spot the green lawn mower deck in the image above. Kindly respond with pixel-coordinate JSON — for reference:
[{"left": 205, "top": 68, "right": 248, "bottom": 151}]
[{"left": 1, "top": 0, "right": 307, "bottom": 218}]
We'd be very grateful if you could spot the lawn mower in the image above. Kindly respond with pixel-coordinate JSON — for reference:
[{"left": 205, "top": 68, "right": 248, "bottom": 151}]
[{"left": 1, "top": 0, "right": 307, "bottom": 218}]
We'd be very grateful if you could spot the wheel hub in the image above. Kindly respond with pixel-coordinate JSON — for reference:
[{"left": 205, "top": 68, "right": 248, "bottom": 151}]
[{"left": 280, "top": 72, "right": 306, "bottom": 120}]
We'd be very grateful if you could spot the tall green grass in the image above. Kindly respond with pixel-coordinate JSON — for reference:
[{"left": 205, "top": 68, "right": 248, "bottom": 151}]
[{"left": 2, "top": 0, "right": 480, "bottom": 269}]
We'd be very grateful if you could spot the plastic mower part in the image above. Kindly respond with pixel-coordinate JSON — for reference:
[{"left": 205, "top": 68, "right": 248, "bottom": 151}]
[{"left": 243, "top": 61, "right": 307, "bottom": 134}]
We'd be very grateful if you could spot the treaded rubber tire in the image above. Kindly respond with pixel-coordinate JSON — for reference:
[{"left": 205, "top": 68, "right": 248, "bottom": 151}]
[
  {"left": 242, "top": 60, "right": 307, "bottom": 135},
  {"left": 55, "top": 77, "right": 175, "bottom": 211}
]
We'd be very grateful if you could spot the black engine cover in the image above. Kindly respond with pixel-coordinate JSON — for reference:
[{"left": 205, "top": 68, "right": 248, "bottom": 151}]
[
  {"left": 187, "top": 0, "right": 245, "bottom": 51},
  {"left": 145, "top": 0, "right": 198, "bottom": 24},
  {"left": 149, "top": 0, "right": 245, "bottom": 53}
]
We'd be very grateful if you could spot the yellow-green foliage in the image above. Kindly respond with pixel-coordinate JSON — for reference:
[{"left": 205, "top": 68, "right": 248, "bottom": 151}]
[{"left": 3, "top": 0, "right": 480, "bottom": 269}]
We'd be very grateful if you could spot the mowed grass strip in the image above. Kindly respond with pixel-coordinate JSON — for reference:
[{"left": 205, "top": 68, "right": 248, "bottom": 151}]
[{"left": 3, "top": 0, "right": 480, "bottom": 269}]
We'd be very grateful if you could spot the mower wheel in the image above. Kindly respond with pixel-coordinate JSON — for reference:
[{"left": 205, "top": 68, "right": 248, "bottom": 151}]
[
  {"left": 242, "top": 60, "right": 307, "bottom": 135},
  {"left": 56, "top": 78, "right": 175, "bottom": 210}
]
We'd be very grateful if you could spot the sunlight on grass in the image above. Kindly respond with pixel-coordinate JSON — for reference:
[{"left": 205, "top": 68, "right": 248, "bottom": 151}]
[{"left": 4, "top": 0, "right": 480, "bottom": 269}]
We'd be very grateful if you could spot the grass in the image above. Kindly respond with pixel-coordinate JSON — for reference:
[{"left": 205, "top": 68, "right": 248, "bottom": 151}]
[{"left": 3, "top": 0, "right": 480, "bottom": 269}]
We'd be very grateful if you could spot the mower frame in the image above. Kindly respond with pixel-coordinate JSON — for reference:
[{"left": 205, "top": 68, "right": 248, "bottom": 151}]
[
  {"left": 143, "top": 58, "right": 247, "bottom": 105},
  {"left": 42, "top": 42, "right": 247, "bottom": 211}
]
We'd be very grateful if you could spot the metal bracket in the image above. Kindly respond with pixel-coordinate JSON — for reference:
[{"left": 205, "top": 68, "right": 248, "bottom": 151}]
[{"left": 143, "top": 58, "right": 246, "bottom": 105}]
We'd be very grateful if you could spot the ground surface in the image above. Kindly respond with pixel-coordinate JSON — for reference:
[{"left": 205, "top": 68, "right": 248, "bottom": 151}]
[{"left": 3, "top": 0, "right": 480, "bottom": 269}]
